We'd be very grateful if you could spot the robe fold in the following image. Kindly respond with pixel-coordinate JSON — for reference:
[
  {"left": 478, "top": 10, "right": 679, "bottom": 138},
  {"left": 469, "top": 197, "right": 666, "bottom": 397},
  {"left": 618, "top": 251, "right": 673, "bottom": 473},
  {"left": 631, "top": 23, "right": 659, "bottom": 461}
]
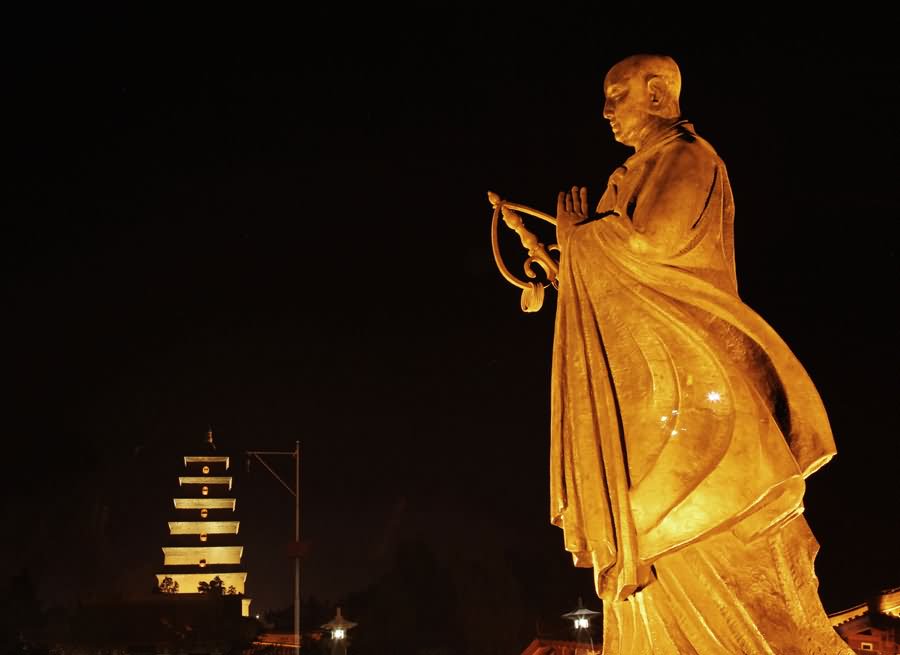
[{"left": 549, "top": 121, "right": 839, "bottom": 631}]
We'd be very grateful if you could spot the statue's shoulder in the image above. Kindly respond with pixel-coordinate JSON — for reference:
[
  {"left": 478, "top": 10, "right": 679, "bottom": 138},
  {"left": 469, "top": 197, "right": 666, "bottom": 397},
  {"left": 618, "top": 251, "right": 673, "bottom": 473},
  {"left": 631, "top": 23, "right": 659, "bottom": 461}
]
[
  {"left": 654, "top": 132, "right": 727, "bottom": 184},
  {"left": 658, "top": 134, "right": 720, "bottom": 171},
  {"left": 671, "top": 125, "right": 717, "bottom": 151},
  {"left": 679, "top": 126, "right": 722, "bottom": 160}
]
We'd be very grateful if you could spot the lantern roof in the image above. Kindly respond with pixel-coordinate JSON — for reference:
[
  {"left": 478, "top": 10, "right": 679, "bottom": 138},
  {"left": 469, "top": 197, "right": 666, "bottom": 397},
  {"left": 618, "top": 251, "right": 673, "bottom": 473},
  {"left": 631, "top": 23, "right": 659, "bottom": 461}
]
[
  {"left": 561, "top": 597, "right": 601, "bottom": 620},
  {"left": 321, "top": 607, "right": 357, "bottom": 631}
]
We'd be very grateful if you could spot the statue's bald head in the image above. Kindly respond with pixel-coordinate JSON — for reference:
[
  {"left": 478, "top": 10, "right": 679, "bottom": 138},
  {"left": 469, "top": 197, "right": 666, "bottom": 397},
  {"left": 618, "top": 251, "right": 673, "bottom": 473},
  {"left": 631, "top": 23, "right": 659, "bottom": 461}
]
[{"left": 605, "top": 54, "right": 682, "bottom": 119}]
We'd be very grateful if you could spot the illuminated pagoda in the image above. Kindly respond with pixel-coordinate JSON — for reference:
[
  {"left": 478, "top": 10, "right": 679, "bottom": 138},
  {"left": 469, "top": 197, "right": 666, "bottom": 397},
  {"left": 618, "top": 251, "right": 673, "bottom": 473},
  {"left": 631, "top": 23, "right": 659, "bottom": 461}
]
[{"left": 156, "top": 429, "right": 251, "bottom": 617}]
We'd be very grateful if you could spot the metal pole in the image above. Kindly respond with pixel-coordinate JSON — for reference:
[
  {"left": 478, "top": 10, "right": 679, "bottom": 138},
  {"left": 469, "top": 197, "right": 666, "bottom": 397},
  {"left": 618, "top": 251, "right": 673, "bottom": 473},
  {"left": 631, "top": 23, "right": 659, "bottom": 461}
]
[
  {"left": 294, "top": 440, "right": 300, "bottom": 655},
  {"left": 246, "top": 445, "right": 301, "bottom": 653}
]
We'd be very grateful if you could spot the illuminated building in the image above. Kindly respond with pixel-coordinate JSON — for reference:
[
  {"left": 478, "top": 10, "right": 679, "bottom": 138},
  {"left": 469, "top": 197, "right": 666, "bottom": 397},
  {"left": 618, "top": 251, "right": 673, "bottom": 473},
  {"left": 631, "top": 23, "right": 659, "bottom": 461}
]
[
  {"left": 830, "top": 588, "right": 900, "bottom": 654},
  {"left": 519, "top": 638, "right": 596, "bottom": 655},
  {"left": 155, "top": 430, "right": 251, "bottom": 617}
]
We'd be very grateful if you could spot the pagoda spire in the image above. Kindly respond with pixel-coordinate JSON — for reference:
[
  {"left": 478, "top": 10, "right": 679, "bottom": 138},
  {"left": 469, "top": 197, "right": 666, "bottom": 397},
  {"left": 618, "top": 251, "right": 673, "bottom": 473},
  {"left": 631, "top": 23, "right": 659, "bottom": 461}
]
[{"left": 207, "top": 426, "right": 216, "bottom": 451}]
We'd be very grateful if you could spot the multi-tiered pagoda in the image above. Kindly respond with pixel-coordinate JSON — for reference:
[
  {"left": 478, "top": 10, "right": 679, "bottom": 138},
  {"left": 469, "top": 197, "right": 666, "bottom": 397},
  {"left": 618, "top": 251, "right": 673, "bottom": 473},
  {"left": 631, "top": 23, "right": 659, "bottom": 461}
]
[{"left": 156, "top": 430, "right": 251, "bottom": 617}]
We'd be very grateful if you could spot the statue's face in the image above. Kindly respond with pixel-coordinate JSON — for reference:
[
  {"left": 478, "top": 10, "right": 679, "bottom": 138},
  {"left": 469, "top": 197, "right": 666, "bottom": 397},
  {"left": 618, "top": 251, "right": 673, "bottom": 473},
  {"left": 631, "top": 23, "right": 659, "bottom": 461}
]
[{"left": 603, "top": 65, "right": 653, "bottom": 148}]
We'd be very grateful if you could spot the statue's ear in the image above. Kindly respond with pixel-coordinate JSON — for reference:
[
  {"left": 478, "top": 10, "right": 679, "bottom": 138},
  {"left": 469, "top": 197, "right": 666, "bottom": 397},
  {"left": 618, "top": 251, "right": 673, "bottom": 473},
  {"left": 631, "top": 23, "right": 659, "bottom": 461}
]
[{"left": 647, "top": 77, "right": 667, "bottom": 110}]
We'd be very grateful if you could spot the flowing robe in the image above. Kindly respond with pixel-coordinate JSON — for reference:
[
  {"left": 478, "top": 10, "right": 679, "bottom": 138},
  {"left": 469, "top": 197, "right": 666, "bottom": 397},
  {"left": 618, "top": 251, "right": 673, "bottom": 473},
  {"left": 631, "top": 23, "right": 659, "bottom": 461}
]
[{"left": 550, "top": 121, "right": 850, "bottom": 653}]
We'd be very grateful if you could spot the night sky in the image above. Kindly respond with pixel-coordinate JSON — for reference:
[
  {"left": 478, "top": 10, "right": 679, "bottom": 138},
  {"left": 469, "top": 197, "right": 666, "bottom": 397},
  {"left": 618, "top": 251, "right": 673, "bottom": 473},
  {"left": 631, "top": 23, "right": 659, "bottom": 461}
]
[{"left": 3, "top": 8, "right": 898, "bottom": 628}]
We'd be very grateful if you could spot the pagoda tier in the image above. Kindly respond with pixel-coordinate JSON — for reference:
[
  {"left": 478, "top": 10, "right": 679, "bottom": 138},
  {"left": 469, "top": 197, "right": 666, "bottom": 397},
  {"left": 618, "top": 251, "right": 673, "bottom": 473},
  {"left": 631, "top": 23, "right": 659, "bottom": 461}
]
[
  {"left": 173, "top": 498, "right": 236, "bottom": 510},
  {"left": 156, "top": 437, "right": 250, "bottom": 615},
  {"left": 158, "top": 563, "right": 248, "bottom": 574},
  {"left": 184, "top": 455, "right": 231, "bottom": 468},
  {"left": 154, "top": 572, "right": 248, "bottom": 595},
  {"left": 178, "top": 476, "right": 233, "bottom": 490},
  {"left": 162, "top": 546, "right": 244, "bottom": 566},
  {"left": 167, "top": 520, "right": 240, "bottom": 534},
  {"left": 165, "top": 534, "right": 243, "bottom": 548}
]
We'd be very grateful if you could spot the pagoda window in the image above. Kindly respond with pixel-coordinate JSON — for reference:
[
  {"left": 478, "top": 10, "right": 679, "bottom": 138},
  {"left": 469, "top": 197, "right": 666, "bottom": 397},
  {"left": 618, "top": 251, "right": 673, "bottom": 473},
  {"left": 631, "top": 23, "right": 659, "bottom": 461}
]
[
  {"left": 200, "top": 508, "right": 209, "bottom": 518},
  {"left": 201, "top": 485, "right": 209, "bottom": 496},
  {"left": 200, "top": 533, "right": 208, "bottom": 542},
  {"left": 202, "top": 465, "right": 210, "bottom": 474},
  {"left": 199, "top": 559, "right": 207, "bottom": 568}
]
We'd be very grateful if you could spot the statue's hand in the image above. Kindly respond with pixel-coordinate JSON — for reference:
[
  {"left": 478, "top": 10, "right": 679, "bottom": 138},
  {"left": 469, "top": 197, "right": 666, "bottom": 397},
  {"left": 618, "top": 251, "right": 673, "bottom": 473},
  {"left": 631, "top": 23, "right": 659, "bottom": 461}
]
[{"left": 556, "top": 186, "right": 590, "bottom": 228}]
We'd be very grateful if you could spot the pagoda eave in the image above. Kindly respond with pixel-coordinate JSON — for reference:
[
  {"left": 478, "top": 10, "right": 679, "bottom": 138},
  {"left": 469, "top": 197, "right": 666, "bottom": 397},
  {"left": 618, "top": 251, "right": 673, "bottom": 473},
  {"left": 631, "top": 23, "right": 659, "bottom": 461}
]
[
  {"left": 162, "top": 545, "right": 244, "bottom": 566},
  {"left": 168, "top": 520, "right": 240, "bottom": 535},
  {"left": 184, "top": 455, "right": 230, "bottom": 469},
  {"left": 178, "top": 476, "right": 233, "bottom": 490},
  {"left": 173, "top": 498, "right": 236, "bottom": 510}
]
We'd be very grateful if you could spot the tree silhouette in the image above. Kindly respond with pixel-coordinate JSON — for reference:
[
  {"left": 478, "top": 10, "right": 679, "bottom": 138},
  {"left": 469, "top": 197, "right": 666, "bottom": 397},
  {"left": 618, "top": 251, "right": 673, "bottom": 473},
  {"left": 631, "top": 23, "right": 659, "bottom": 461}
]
[
  {"left": 158, "top": 576, "right": 180, "bottom": 594},
  {"left": 197, "top": 576, "right": 225, "bottom": 595}
]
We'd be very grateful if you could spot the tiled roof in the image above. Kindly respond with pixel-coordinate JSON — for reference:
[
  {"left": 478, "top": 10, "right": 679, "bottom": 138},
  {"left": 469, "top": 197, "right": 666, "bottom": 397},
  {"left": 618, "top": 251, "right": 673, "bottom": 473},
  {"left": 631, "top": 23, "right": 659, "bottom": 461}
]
[{"left": 520, "top": 637, "right": 600, "bottom": 655}]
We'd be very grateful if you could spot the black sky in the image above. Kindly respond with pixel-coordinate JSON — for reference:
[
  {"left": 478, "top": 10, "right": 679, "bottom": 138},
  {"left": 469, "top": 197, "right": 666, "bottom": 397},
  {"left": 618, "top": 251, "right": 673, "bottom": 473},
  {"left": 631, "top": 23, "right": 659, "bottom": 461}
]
[{"left": 3, "top": 8, "right": 898, "bottom": 622}]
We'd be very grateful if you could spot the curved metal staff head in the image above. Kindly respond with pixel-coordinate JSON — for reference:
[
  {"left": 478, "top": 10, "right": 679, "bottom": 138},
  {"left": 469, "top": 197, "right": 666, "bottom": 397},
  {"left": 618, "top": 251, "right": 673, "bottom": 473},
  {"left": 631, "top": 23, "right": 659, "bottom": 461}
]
[{"left": 488, "top": 191, "right": 560, "bottom": 312}]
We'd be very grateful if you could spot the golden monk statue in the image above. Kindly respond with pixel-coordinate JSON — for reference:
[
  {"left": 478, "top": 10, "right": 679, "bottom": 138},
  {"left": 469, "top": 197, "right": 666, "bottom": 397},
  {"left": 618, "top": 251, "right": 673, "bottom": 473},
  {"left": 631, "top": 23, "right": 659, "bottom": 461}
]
[{"left": 541, "top": 54, "right": 851, "bottom": 653}]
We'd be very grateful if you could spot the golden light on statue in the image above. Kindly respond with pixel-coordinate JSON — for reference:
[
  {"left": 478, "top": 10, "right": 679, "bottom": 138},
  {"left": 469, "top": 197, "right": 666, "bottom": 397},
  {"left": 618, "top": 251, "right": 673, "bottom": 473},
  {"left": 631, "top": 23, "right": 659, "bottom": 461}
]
[
  {"left": 487, "top": 190, "right": 559, "bottom": 312},
  {"left": 489, "top": 53, "right": 852, "bottom": 654}
]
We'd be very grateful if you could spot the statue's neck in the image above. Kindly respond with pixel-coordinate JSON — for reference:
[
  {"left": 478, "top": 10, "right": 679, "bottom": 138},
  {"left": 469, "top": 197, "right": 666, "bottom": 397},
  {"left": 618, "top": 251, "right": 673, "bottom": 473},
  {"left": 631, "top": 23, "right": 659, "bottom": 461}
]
[{"left": 633, "top": 117, "right": 683, "bottom": 152}]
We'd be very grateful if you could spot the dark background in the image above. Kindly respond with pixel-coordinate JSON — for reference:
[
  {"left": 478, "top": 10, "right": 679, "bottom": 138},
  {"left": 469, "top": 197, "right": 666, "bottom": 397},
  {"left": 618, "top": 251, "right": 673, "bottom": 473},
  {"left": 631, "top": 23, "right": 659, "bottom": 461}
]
[{"left": 3, "top": 6, "right": 897, "bottom": 645}]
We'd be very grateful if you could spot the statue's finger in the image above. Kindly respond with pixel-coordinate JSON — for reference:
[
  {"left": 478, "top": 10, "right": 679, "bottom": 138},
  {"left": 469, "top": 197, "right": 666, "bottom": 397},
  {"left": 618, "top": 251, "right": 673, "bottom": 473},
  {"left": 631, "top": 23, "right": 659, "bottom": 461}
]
[
  {"left": 565, "top": 192, "right": 573, "bottom": 212},
  {"left": 557, "top": 191, "right": 565, "bottom": 216},
  {"left": 571, "top": 186, "right": 584, "bottom": 215},
  {"left": 580, "top": 187, "right": 589, "bottom": 216}
]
